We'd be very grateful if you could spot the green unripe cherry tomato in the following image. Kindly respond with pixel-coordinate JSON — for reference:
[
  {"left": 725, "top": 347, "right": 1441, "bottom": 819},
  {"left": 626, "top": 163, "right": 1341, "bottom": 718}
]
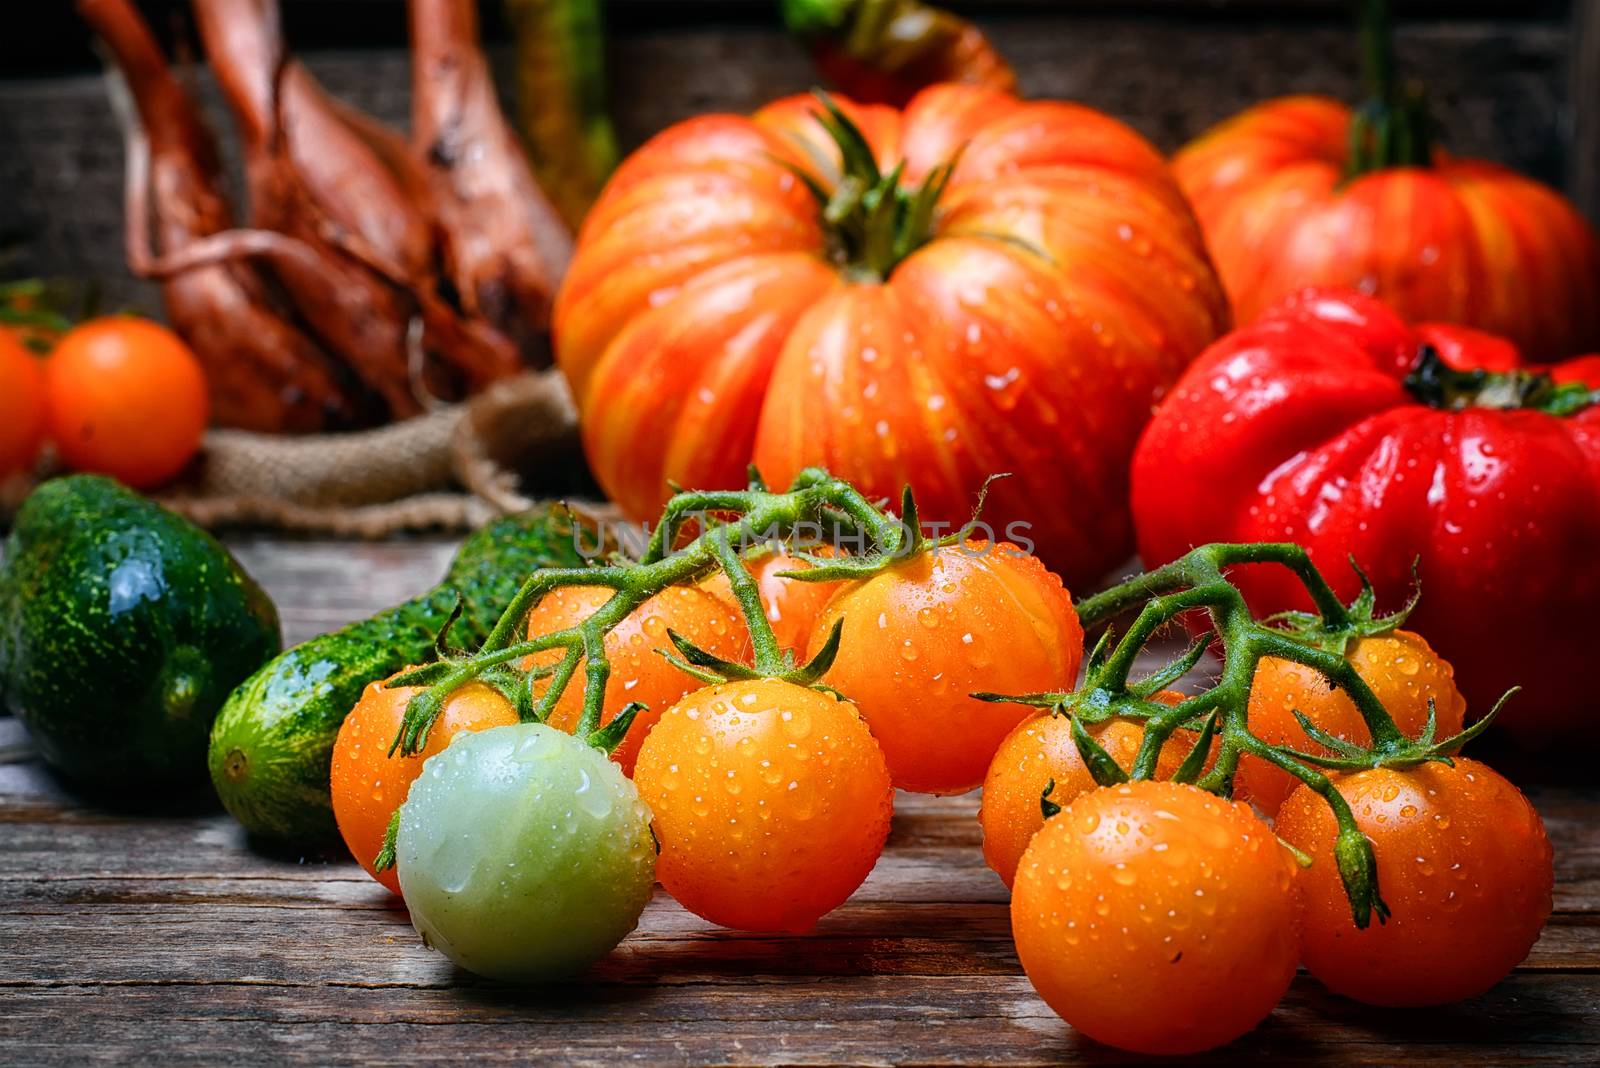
[{"left": 396, "top": 723, "right": 656, "bottom": 981}]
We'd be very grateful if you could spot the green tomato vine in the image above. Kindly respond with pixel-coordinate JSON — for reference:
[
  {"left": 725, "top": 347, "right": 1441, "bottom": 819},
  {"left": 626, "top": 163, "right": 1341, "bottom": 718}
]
[
  {"left": 983, "top": 542, "right": 1504, "bottom": 929},
  {"left": 375, "top": 470, "right": 1496, "bottom": 931},
  {"left": 381, "top": 468, "right": 947, "bottom": 756}
]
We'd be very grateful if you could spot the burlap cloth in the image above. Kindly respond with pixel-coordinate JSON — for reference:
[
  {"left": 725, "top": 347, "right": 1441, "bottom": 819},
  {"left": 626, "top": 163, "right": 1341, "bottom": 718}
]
[{"left": 2, "top": 369, "right": 585, "bottom": 537}]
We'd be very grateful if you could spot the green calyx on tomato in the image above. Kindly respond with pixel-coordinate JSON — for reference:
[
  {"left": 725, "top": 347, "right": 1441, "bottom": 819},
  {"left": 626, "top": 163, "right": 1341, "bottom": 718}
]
[
  {"left": 1345, "top": 0, "right": 1434, "bottom": 178},
  {"left": 382, "top": 467, "right": 925, "bottom": 761},
  {"left": 789, "top": 92, "right": 958, "bottom": 283},
  {"left": 370, "top": 468, "right": 970, "bottom": 880},
  {"left": 985, "top": 541, "right": 1507, "bottom": 929},
  {"left": 1404, "top": 344, "right": 1600, "bottom": 417}
]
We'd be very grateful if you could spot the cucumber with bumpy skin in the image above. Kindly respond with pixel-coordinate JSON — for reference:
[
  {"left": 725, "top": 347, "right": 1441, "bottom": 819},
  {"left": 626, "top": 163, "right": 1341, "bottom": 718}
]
[
  {"left": 0, "top": 475, "right": 281, "bottom": 792},
  {"left": 208, "top": 508, "right": 591, "bottom": 843}
]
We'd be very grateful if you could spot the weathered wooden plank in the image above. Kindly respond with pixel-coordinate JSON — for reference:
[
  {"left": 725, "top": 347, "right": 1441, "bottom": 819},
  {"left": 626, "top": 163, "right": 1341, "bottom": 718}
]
[
  {"left": 2, "top": 973, "right": 1598, "bottom": 1067},
  {"left": 1575, "top": 0, "right": 1600, "bottom": 223}
]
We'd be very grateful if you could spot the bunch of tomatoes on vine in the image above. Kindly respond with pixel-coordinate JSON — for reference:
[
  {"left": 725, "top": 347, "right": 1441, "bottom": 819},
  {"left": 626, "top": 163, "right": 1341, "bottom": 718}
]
[{"left": 326, "top": 468, "right": 1552, "bottom": 1056}]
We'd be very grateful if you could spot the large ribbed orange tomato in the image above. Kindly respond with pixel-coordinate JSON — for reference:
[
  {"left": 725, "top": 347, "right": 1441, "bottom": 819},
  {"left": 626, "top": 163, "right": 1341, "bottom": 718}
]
[
  {"left": 1174, "top": 95, "right": 1600, "bottom": 363},
  {"left": 555, "top": 84, "right": 1228, "bottom": 586}
]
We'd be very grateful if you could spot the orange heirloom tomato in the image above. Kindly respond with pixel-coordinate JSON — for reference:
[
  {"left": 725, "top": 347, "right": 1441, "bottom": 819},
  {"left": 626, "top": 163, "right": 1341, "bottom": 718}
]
[
  {"left": 0, "top": 330, "right": 47, "bottom": 478},
  {"left": 634, "top": 678, "right": 893, "bottom": 933},
  {"left": 1012, "top": 781, "right": 1301, "bottom": 1056},
  {"left": 525, "top": 585, "right": 746, "bottom": 774},
  {"left": 699, "top": 548, "right": 841, "bottom": 656},
  {"left": 1276, "top": 758, "right": 1553, "bottom": 1007},
  {"left": 554, "top": 83, "right": 1229, "bottom": 587},
  {"left": 45, "top": 316, "right": 208, "bottom": 489},
  {"left": 812, "top": 543, "right": 1083, "bottom": 794},
  {"left": 979, "top": 691, "right": 1194, "bottom": 887},
  {"left": 1236, "top": 629, "right": 1466, "bottom": 816},
  {"left": 330, "top": 676, "right": 518, "bottom": 894},
  {"left": 1174, "top": 96, "right": 1600, "bottom": 362}
]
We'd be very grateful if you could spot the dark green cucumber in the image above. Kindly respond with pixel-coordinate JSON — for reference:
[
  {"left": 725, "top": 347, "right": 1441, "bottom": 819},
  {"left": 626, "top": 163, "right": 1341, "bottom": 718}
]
[
  {"left": 0, "top": 475, "right": 281, "bottom": 791},
  {"left": 208, "top": 508, "right": 591, "bottom": 844}
]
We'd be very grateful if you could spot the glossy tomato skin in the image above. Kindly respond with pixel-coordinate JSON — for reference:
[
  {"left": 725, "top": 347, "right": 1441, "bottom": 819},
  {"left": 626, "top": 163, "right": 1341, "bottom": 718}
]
[
  {"left": 633, "top": 678, "right": 893, "bottom": 933},
  {"left": 555, "top": 85, "right": 1229, "bottom": 587},
  {"left": 1276, "top": 758, "right": 1553, "bottom": 1007},
  {"left": 812, "top": 543, "right": 1084, "bottom": 794},
  {"left": 1174, "top": 96, "right": 1600, "bottom": 361},
  {"left": 1012, "top": 781, "right": 1300, "bottom": 1055},
  {"left": 330, "top": 677, "right": 518, "bottom": 894},
  {"left": 525, "top": 585, "right": 747, "bottom": 774},
  {"left": 0, "top": 331, "right": 48, "bottom": 478},
  {"left": 979, "top": 692, "right": 1192, "bottom": 887},
  {"left": 1238, "top": 630, "right": 1466, "bottom": 816},
  {"left": 1132, "top": 288, "right": 1600, "bottom": 743},
  {"left": 699, "top": 549, "right": 841, "bottom": 656},
  {"left": 396, "top": 723, "right": 657, "bottom": 981},
  {"left": 45, "top": 316, "right": 208, "bottom": 489}
]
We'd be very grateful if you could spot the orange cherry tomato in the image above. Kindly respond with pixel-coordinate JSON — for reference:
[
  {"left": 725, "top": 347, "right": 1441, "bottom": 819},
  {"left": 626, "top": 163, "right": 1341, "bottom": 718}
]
[
  {"left": 330, "top": 676, "right": 518, "bottom": 894},
  {"left": 526, "top": 585, "right": 747, "bottom": 774},
  {"left": 1237, "top": 629, "right": 1466, "bottom": 815},
  {"left": 1012, "top": 781, "right": 1301, "bottom": 1055},
  {"left": 45, "top": 316, "right": 208, "bottom": 489},
  {"left": 979, "top": 691, "right": 1195, "bottom": 888},
  {"left": 0, "top": 330, "right": 47, "bottom": 478},
  {"left": 634, "top": 677, "right": 893, "bottom": 932},
  {"left": 812, "top": 542, "right": 1083, "bottom": 794},
  {"left": 699, "top": 548, "right": 841, "bottom": 656},
  {"left": 1276, "top": 758, "right": 1552, "bottom": 1007}
]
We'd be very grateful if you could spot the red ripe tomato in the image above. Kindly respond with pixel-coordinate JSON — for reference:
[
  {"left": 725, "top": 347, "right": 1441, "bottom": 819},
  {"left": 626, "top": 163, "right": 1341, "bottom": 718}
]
[
  {"left": 1276, "top": 758, "right": 1553, "bottom": 1007},
  {"left": 1132, "top": 288, "right": 1600, "bottom": 743},
  {"left": 979, "top": 691, "right": 1193, "bottom": 887},
  {"left": 1012, "top": 781, "right": 1301, "bottom": 1055},
  {"left": 1238, "top": 630, "right": 1466, "bottom": 816},
  {"left": 633, "top": 678, "right": 893, "bottom": 932},
  {"left": 525, "top": 585, "right": 746, "bottom": 774},
  {"left": 45, "top": 316, "right": 208, "bottom": 489},
  {"left": 811, "top": 542, "right": 1083, "bottom": 794},
  {"left": 0, "top": 330, "right": 48, "bottom": 478},
  {"left": 1174, "top": 96, "right": 1600, "bottom": 361},
  {"left": 330, "top": 676, "right": 518, "bottom": 894},
  {"left": 698, "top": 548, "right": 841, "bottom": 656},
  {"left": 555, "top": 84, "right": 1228, "bottom": 586}
]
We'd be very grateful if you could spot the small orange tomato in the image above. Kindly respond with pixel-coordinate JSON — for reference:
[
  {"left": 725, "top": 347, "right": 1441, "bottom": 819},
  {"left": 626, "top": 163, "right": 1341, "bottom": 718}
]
[
  {"left": 330, "top": 676, "right": 518, "bottom": 894},
  {"left": 633, "top": 678, "right": 893, "bottom": 933},
  {"left": 1012, "top": 781, "right": 1301, "bottom": 1055},
  {"left": 699, "top": 548, "right": 841, "bottom": 656},
  {"left": 1237, "top": 630, "right": 1465, "bottom": 815},
  {"left": 979, "top": 692, "right": 1195, "bottom": 888},
  {"left": 0, "top": 330, "right": 47, "bottom": 478},
  {"left": 1276, "top": 758, "right": 1553, "bottom": 1007},
  {"left": 526, "top": 585, "right": 747, "bottom": 774},
  {"left": 45, "top": 317, "right": 208, "bottom": 489},
  {"left": 812, "top": 543, "right": 1083, "bottom": 794}
]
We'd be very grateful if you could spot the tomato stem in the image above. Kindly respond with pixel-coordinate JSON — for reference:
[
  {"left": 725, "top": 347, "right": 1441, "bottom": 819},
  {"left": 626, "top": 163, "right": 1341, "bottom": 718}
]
[
  {"left": 1405, "top": 345, "right": 1599, "bottom": 417},
  {"left": 999, "top": 541, "right": 1502, "bottom": 928},
  {"left": 1345, "top": 0, "right": 1434, "bottom": 177},
  {"left": 389, "top": 467, "right": 919, "bottom": 760},
  {"left": 789, "top": 92, "right": 955, "bottom": 282}
]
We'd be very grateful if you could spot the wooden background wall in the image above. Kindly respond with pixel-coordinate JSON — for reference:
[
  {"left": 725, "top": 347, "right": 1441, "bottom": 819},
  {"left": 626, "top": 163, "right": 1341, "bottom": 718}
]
[{"left": 1, "top": 0, "right": 1594, "bottom": 316}]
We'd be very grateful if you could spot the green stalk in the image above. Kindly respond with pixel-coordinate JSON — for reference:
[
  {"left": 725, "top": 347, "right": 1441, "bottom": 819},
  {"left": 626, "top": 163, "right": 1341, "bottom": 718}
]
[
  {"left": 390, "top": 468, "right": 913, "bottom": 757},
  {"left": 994, "top": 541, "right": 1507, "bottom": 928},
  {"left": 1344, "top": 0, "right": 1433, "bottom": 176}
]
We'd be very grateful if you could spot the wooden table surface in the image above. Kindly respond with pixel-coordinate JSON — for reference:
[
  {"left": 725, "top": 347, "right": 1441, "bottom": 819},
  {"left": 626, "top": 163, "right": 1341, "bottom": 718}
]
[{"left": 3, "top": 536, "right": 1597, "bottom": 1066}]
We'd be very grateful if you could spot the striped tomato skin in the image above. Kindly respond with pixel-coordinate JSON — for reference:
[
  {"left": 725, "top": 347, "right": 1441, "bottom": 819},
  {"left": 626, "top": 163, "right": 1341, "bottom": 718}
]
[
  {"left": 1174, "top": 95, "right": 1600, "bottom": 364},
  {"left": 554, "top": 85, "right": 1228, "bottom": 587}
]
